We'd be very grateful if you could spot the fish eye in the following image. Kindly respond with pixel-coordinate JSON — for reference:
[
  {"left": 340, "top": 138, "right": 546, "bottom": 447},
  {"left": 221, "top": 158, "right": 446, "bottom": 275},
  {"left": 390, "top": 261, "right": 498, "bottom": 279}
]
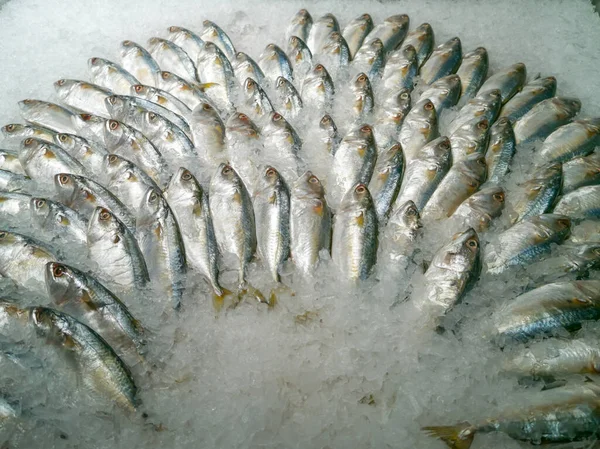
[
  {"left": 80, "top": 113, "right": 92, "bottom": 121},
  {"left": 122, "top": 40, "right": 132, "bottom": 46},
  {"left": 558, "top": 218, "right": 570, "bottom": 228},
  {"left": 477, "top": 158, "right": 486, "bottom": 166},
  {"left": 315, "top": 64, "right": 324, "bottom": 71},
  {"left": 202, "top": 103, "right": 212, "bottom": 111},
  {"left": 222, "top": 165, "right": 232, "bottom": 175},
  {"left": 161, "top": 72, "right": 170, "bottom": 79},
  {"left": 59, "top": 174, "right": 70, "bottom": 184},
  {"left": 109, "top": 120, "right": 119, "bottom": 130},
  {"left": 0, "top": 232, "right": 6, "bottom": 239},
  {"left": 266, "top": 167, "right": 277, "bottom": 177},
  {"left": 107, "top": 96, "right": 117, "bottom": 105},
  {"left": 56, "top": 79, "right": 66, "bottom": 86},
  {"left": 34, "top": 199, "right": 46, "bottom": 208},
  {"left": 5, "top": 124, "right": 15, "bottom": 132},
  {"left": 134, "top": 85, "right": 144, "bottom": 93},
  {"left": 52, "top": 264, "right": 65, "bottom": 277},
  {"left": 246, "top": 79, "right": 254, "bottom": 88},
  {"left": 406, "top": 207, "right": 417, "bottom": 216},
  {"left": 357, "top": 74, "right": 367, "bottom": 82},
  {"left": 478, "top": 120, "right": 489, "bottom": 130},
  {"left": 360, "top": 125, "right": 371, "bottom": 134},
  {"left": 149, "top": 191, "right": 158, "bottom": 202},
  {"left": 238, "top": 113, "right": 248, "bottom": 120},
  {"left": 272, "top": 113, "right": 283, "bottom": 122},
  {"left": 320, "top": 115, "right": 331, "bottom": 125},
  {"left": 355, "top": 184, "right": 366, "bottom": 194},
  {"left": 24, "top": 138, "right": 34, "bottom": 145},
  {"left": 493, "top": 192, "right": 505, "bottom": 202},
  {"left": 112, "top": 234, "right": 121, "bottom": 244},
  {"left": 440, "top": 140, "right": 451, "bottom": 150},
  {"left": 108, "top": 154, "right": 119, "bottom": 164},
  {"left": 148, "top": 112, "right": 157, "bottom": 121},
  {"left": 277, "top": 78, "right": 285, "bottom": 87},
  {"left": 467, "top": 239, "right": 478, "bottom": 248},
  {"left": 309, "top": 175, "right": 319, "bottom": 184},
  {"left": 58, "top": 134, "right": 69, "bottom": 142},
  {"left": 424, "top": 102, "right": 434, "bottom": 111},
  {"left": 181, "top": 170, "right": 192, "bottom": 181},
  {"left": 400, "top": 92, "right": 409, "bottom": 100},
  {"left": 99, "top": 209, "right": 111, "bottom": 221}
]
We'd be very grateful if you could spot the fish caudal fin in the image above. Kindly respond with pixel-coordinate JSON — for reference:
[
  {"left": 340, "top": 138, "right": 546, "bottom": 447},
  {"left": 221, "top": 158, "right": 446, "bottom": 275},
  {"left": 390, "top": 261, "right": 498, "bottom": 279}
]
[
  {"left": 212, "top": 287, "right": 237, "bottom": 312},
  {"left": 421, "top": 422, "right": 475, "bottom": 449}
]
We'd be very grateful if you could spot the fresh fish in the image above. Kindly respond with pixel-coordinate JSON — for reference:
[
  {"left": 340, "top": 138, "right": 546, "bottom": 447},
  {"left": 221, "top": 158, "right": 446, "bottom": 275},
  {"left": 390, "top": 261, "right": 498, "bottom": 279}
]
[
  {"left": 485, "top": 117, "right": 516, "bottom": 184},
  {"left": 45, "top": 262, "right": 144, "bottom": 354},
  {"left": 156, "top": 70, "right": 213, "bottom": 110},
  {"left": 232, "top": 52, "right": 266, "bottom": 87},
  {"left": 301, "top": 64, "right": 335, "bottom": 110},
  {"left": 274, "top": 76, "right": 303, "bottom": 119},
  {"left": 307, "top": 13, "right": 340, "bottom": 55},
  {"left": 1, "top": 123, "right": 56, "bottom": 149},
  {"left": 200, "top": 20, "right": 236, "bottom": 59},
  {"left": 368, "top": 141, "right": 404, "bottom": 221},
  {"left": 164, "top": 168, "right": 226, "bottom": 298},
  {"left": 398, "top": 98, "right": 438, "bottom": 161},
  {"left": 290, "top": 171, "right": 331, "bottom": 276},
  {"left": 365, "top": 14, "right": 409, "bottom": 53},
  {"left": 395, "top": 136, "right": 452, "bottom": 211},
  {"left": 166, "top": 26, "right": 206, "bottom": 65},
  {"left": 130, "top": 84, "right": 192, "bottom": 117},
  {"left": 418, "top": 74, "right": 461, "bottom": 115},
  {"left": 225, "top": 112, "right": 260, "bottom": 144},
  {"left": 456, "top": 47, "right": 488, "bottom": 100},
  {"left": 317, "top": 114, "right": 340, "bottom": 154},
  {"left": 0, "top": 230, "right": 56, "bottom": 294},
  {"left": 262, "top": 112, "right": 302, "bottom": 175},
  {"left": 0, "top": 191, "right": 33, "bottom": 232},
  {"left": 71, "top": 112, "right": 108, "bottom": 143},
  {"left": 485, "top": 214, "right": 571, "bottom": 274},
  {"left": 29, "top": 306, "right": 138, "bottom": 412},
  {"left": 147, "top": 37, "right": 198, "bottom": 84},
  {"left": 286, "top": 36, "right": 313, "bottom": 81},
  {"left": 258, "top": 43, "right": 294, "bottom": 83},
  {"left": 18, "top": 99, "right": 78, "bottom": 134},
  {"left": 527, "top": 242, "right": 600, "bottom": 279},
  {"left": 401, "top": 22, "right": 434, "bottom": 68},
  {"left": 514, "top": 97, "right": 582, "bottom": 146},
  {"left": 196, "top": 41, "right": 236, "bottom": 109},
  {"left": 30, "top": 197, "right": 88, "bottom": 246},
  {"left": 342, "top": 13, "right": 374, "bottom": 59},
  {"left": 53, "top": 132, "right": 108, "bottom": 178},
  {"left": 447, "top": 89, "right": 502, "bottom": 136},
  {"left": 0, "top": 170, "right": 33, "bottom": 193},
  {"left": 331, "top": 183, "right": 378, "bottom": 281},
  {"left": 87, "top": 206, "right": 149, "bottom": 292},
  {"left": 510, "top": 162, "right": 562, "bottom": 223},
  {"left": 451, "top": 186, "right": 505, "bottom": 232},
  {"left": 352, "top": 38, "right": 385, "bottom": 79},
  {"left": 478, "top": 62, "right": 527, "bottom": 104},
  {"left": 286, "top": 9, "right": 313, "bottom": 43},
  {"left": 54, "top": 173, "right": 136, "bottom": 231},
  {"left": 242, "top": 77, "right": 274, "bottom": 120},
  {"left": 499, "top": 76, "right": 557, "bottom": 122},
  {"left": 570, "top": 220, "right": 600, "bottom": 244},
  {"left": 119, "top": 40, "right": 161, "bottom": 87},
  {"left": 332, "top": 124, "right": 377, "bottom": 202},
  {"left": 381, "top": 44, "right": 418, "bottom": 93},
  {"left": 536, "top": 118, "right": 600, "bottom": 166},
  {"left": 19, "top": 138, "right": 86, "bottom": 186},
  {"left": 553, "top": 185, "right": 600, "bottom": 220},
  {"left": 387, "top": 200, "right": 422, "bottom": 251},
  {"left": 0, "top": 149, "right": 25, "bottom": 174},
  {"left": 54, "top": 79, "right": 113, "bottom": 118},
  {"left": 419, "top": 37, "right": 461, "bottom": 85},
  {"left": 188, "top": 100, "right": 227, "bottom": 165},
  {"left": 419, "top": 228, "right": 481, "bottom": 317},
  {"left": 350, "top": 73, "right": 374, "bottom": 121},
  {"left": 374, "top": 87, "right": 411, "bottom": 145},
  {"left": 562, "top": 152, "right": 600, "bottom": 194},
  {"left": 88, "top": 57, "right": 139, "bottom": 95},
  {"left": 422, "top": 152, "right": 487, "bottom": 220}
]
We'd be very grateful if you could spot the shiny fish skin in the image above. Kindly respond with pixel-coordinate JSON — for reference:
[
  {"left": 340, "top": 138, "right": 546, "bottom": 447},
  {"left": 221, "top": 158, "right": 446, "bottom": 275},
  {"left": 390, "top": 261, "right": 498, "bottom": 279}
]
[
  {"left": 456, "top": 47, "right": 488, "bottom": 100},
  {"left": 232, "top": 52, "right": 266, "bottom": 87},
  {"left": 71, "top": 112, "right": 109, "bottom": 143},
  {"left": 352, "top": 38, "right": 385, "bottom": 79},
  {"left": 513, "top": 97, "right": 582, "bottom": 146},
  {"left": 167, "top": 26, "right": 206, "bottom": 67},
  {"left": 400, "top": 22, "right": 434, "bottom": 68},
  {"left": 350, "top": 73, "right": 374, "bottom": 122},
  {"left": 1, "top": 123, "right": 56, "bottom": 149},
  {"left": 374, "top": 88, "right": 411, "bottom": 145},
  {"left": 18, "top": 100, "right": 78, "bottom": 134},
  {"left": 562, "top": 152, "right": 600, "bottom": 194},
  {"left": 258, "top": 43, "right": 293, "bottom": 84},
  {"left": 381, "top": 45, "right": 418, "bottom": 93},
  {"left": 553, "top": 185, "right": 600, "bottom": 220},
  {"left": 188, "top": 100, "right": 227, "bottom": 165},
  {"left": 449, "top": 117, "right": 490, "bottom": 163},
  {"left": 320, "top": 32, "right": 350, "bottom": 73},
  {"left": 301, "top": 64, "right": 334, "bottom": 111},
  {"left": 307, "top": 13, "right": 339, "bottom": 55},
  {"left": 485, "top": 117, "right": 516, "bottom": 184},
  {"left": 447, "top": 89, "right": 502, "bottom": 136},
  {"left": 274, "top": 76, "right": 303, "bottom": 120},
  {"left": 451, "top": 186, "right": 505, "bottom": 232},
  {"left": 418, "top": 74, "right": 461, "bottom": 115},
  {"left": 510, "top": 162, "right": 562, "bottom": 223},
  {"left": 394, "top": 136, "right": 452, "bottom": 211},
  {"left": 156, "top": 71, "right": 212, "bottom": 110},
  {"left": 286, "top": 9, "right": 313, "bottom": 43},
  {"left": 200, "top": 20, "right": 236, "bottom": 59},
  {"left": 119, "top": 40, "right": 161, "bottom": 87},
  {"left": 130, "top": 83, "right": 193, "bottom": 118},
  {"left": 364, "top": 14, "right": 409, "bottom": 54},
  {"left": 225, "top": 112, "right": 260, "bottom": 144},
  {"left": 0, "top": 191, "right": 34, "bottom": 229},
  {"left": 0, "top": 171, "right": 33, "bottom": 193},
  {"left": 331, "top": 183, "right": 378, "bottom": 281},
  {"left": 478, "top": 62, "right": 526, "bottom": 104},
  {"left": 286, "top": 36, "right": 313, "bottom": 82},
  {"left": 88, "top": 57, "right": 139, "bottom": 95},
  {"left": 422, "top": 152, "right": 487, "bottom": 220},
  {"left": 54, "top": 79, "right": 113, "bottom": 118},
  {"left": 342, "top": 13, "right": 373, "bottom": 59},
  {"left": 242, "top": 77, "right": 274, "bottom": 121},
  {"left": 499, "top": 76, "right": 557, "bottom": 122},
  {"left": 398, "top": 98, "right": 438, "bottom": 161},
  {"left": 368, "top": 141, "right": 404, "bottom": 221},
  {"left": 30, "top": 197, "right": 88, "bottom": 246},
  {"left": 419, "top": 37, "right": 461, "bottom": 85},
  {"left": 386, "top": 200, "right": 422, "bottom": 252},
  {"left": 53, "top": 133, "right": 107, "bottom": 179},
  {"left": 485, "top": 214, "right": 571, "bottom": 274},
  {"left": 29, "top": 306, "right": 138, "bottom": 412},
  {"left": 533, "top": 242, "right": 600, "bottom": 277},
  {"left": 19, "top": 138, "right": 86, "bottom": 186},
  {"left": 0, "top": 149, "right": 27, "bottom": 175},
  {"left": 164, "top": 168, "right": 224, "bottom": 297},
  {"left": 290, "top": 171, "right": 331, "bottom": 276},
  {"left": 536, "top": 118, "right": 600, "bottom": 166},
  {"left": 147, "top": 37, "right": 198, "bottom": 84},
  {"left": 87, "top": 207, "right": 149, "bottom": 292},
  {"left": 317, "top": 114, "right": 340, "bottom": 155},
  {"left": 262, "top": 112, "right": 302, "bottom": 177}
]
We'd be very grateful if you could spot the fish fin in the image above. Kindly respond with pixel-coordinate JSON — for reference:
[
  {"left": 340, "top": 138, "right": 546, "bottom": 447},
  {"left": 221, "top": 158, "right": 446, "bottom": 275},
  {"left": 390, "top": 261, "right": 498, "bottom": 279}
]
[
  {"left": 268, "top": 284, "right": 294, "bottom": 308},
  {"left": 239, "top": 284, "right": 267, "bottom": 305},
  {"left": 197, "top": 82, "right": 220, "bottom": 91},
  {"left": 421, "top": 422, "right": 475, "bottom": 449},
  {"left": 212, "top": 287, "right": 237, "bottom": 312}
]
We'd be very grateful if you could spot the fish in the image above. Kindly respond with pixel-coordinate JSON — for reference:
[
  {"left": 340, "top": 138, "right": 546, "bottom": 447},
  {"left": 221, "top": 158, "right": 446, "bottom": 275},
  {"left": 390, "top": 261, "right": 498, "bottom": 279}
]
[
  {"left": 350, "top": 73, "right": 374, "bottom": 122},
  {"left": 307, "top": 13, "right": 340, "bottom": 55},
  {"left": 0, "top": 170, "right": 33, "bottom": 193},
  {"left": 286, "top": 9, "right": 313, "bottom": 43},
  {"left": 187, "top": 100, "right": 228, "bottom": 165},
  {"left": 53, "top": 132, "right": 108, "bottom": 179},
  {"left": 54, "top": 173, "right": 136, "bottom": 232},
  {"left": 87, "top": 207, "right": 149, "bottom": 293},
  {"left": 0, "top": 191, "right": 33, "bottom": 231},
  {"left": 562, "top": 152, "right": 600, "bottom": 194},
  {"left": 320, "top": 32, "right": 350, "bottom": 73},
  {"left": 419, "top": 228, "right": 481, "bottom": 317},
  {"left": 45, "top": 262, "right": 145, "bottom": 354},
  {"left": 400, "top": 22, "right": 434, "bottom": 68},
  {"left": 381, "top": 44, "right": 418, "bottom": 93},
  {"left": 262, "top": 112, "right": 302, "bottom": 176},
  {"left": 478, "top": 62, "right": 527, "bottom": 104},
  {"left": 232, "top": 51, "right": 266, "bottom": 87},
  {"left": 29, "top": 306, "right": 138, "bottom": 412},
  {"left": 242, "top": 77, "right": 274, "bottom": 120},
  {"left": 386, "top": 200, "right": 422, "bottom": 252},
  {"left": 301, "top": 64, "right": 334, "bottom": 110},
  {"left": 368, "top": 141, "right": 404, "bottom": 221},
  {"left": 422, "top": 152, "right": 487, "bottom": 220},
  {"left": 196, "top": 42, "right": 236, "bottom": 109},
  {"left": 258, "top": 43, "right": 293, "bottom": 84},
  {"left": 54, "top": 79, "right": 113, "bottom": 118},
  {"left": 285, "top": 36, "right": 313, "bottom": 82},
  {"left": 494, "top": 280, "right": 600, "bottom": 341},
  {"left": 394, "top": 136, "right": 452, "bottom": 211},
  {"left": 88, "top": 57, "right": 139, "bottom": 95},
  {"left": 510, "top": 162, "right": 562, "bottom": 223},
  {"left": 352, "top": 38, "right": 385, "bottom": 79},
  {"left": 274, "top": 76, "right": 303, "bottom": 119},
  {"left": 119, "top": 40, "right": 161, "bottom": 87},
  {"left": 0, "top": 149, "right": 25, "bottom": 175},
  {"left": 18, "top": 99, "right": 78, "bottom": 134},
  {"left": 1, "top": 123, "right": 57, "bottom": 149},
  {"left": 156, "top": 70, "right": 213, "bottom": 110},
  {"left": 485, "top": 214, "right": 571, "bottom": 274},
  {"left": 398, "top": 98, "right": 438, "bottom": 161},
  {"left": 331, "top": 183, "right": 378, "bottom": 281},
  {"left": 456, "top": 47, "right": 488, "bottom": 100},
  {"left": 317, "top": 114, "right": 340, "bottom": 154},
  {"left": 254, "top": 166, "right": 291, "bottom": 282},
  {"left": 451, "top": 186, "right": 505, "bottom": 232},
  {"left": 499, "top": 76, "right": 557, "bottom": 122},
  {"left": 419, "top": 37, "right": 462, "bottom": 85},
  {"left": 136, "top": 187, "right": 186, "bottom": 308},
  {"left": 342, "top": 13, "right": 374, "bottom": 59},
  {"left": 225, "top": 112, "right": 260, "bottom": 144},
  {"left": 30, "top": 197, "right": 88, "bottom": 247},
  {"left": 527, "top": 242, "right": 600, "bottom": 280},
  {"left": 553, "top": 185, "right": 600, "bottom": 220},
  {"left": 146, "top": 37, "right": 198, "bottom": 84},
  {"left": 485, "top": 117, "right": 517, "bottom": 184},
  {"left": 166, "top": 26, "right": 206, "bottom": 66},
  {"left": 163, "top": 168, "right": 227, "bottom": 299},
  {"left": 129, "top": 83, "right": 193, "bottom": 117},
  {"left": 289, "top": 171, "right": 331, "bottom": 276},
  {"left": 365, "top": 14, "right": 409, "bottom": 53},
  {"left": 418, "top": 74, "right": 461, "bottom": 115},
  {"left": 374, "top": 87, "right": 412, "bottom": 145},
  {"left": 200, "top": 20, "right": 236, "bottom": 59},
  {"left": 71, "top": 112, "right": 109, "bottom": 143},
  {"left": 536, "top": 118, "right": 600, "bottom": 166},
  {"left": 447, "top": 89, "right": 502, "bottom": 137},
  {"left": 514, "top": 97, "right": 582, "bottom": 146},
  {"left": 19, "top": 138, "right": 86, "bottom": 187}
]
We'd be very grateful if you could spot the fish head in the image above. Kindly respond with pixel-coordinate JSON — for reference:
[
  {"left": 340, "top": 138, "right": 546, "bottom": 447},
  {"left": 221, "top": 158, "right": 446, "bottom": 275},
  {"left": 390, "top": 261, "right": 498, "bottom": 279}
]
[
  {"left": 243, "top": 77, "right": 258, "bottom": 96},
  {"left": 385, "top": 14, "right": 409, "bottom": 28},
  {"left": 167, "top": 167, "right": 202, "bottom": 202},
  {"left": 1, "top": 123, "right": 29, "bottom": 139},
  {"left": 45, "top": 262, "right": 80, "bottom": 305},
  {"left": 53, "top": 79, "right": 78, "bottom": 101},
  {"left": 19, "top": 137, "right": 51, "bottom": 165},
  {"left": 293, "top": 171, "right": 325, "bottom": 198},
  {"left": 319, "top": 114, "right": 336, "bottom": 133},
  {"left": 104, "top": 153, "right": 130, "bottom": 181},
  {"left": 341, "top": 183, "right": 373, "bottom": 212},
  {"left": 441, "top": 228, "right": 481, "bottom": 275},
  {"left": 353, "top": 73, "right": 370, "bottom": 91},
  {"left": 103, "top": 119, "right": 127, "bottom": 146},
  {"left": 104, "top": 95, "right": 127, "bottom": 119},
  {"left": 141, "top": 187, "right": 167, "bottom": 222},
  {"left": 469, "top": 186, "right": 505, "bottom": 218},
  {"left": 54, "top": 173, "right": 78, "bottom": 203},
  {"left": 53, "top": 132, "right": 77, "bottom": 151},
  {"left": 131, "top": 84, "right": 151, "bottom": 98},
  {"left": 88, "top": 206, "right": 123, "bottom": 246},
  {"left": 395, "top": 200, "right": 422, "bottom": 233},
  {"left": 30, "top": 197, "right": 52, "bottom": 225}
]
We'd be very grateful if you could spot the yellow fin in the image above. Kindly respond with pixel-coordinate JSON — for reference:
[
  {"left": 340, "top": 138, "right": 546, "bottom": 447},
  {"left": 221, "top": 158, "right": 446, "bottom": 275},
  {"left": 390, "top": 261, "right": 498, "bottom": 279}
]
[
  {"left": 421, "top": 422, "right": 475, "bottom": 449},
  {"left": 355, "top": 211, "right": 364, "bottom": 227}
]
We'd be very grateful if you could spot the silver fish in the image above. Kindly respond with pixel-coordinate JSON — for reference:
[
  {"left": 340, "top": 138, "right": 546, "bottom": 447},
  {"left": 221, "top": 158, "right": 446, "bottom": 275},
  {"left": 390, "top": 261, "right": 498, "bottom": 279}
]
[
  {"left": 88, "top": 57, "right": 139, "bottom": 95},
  {"left": 53, "top": 132, "right": 108, "bottom": 179},
  {"left": 331, "top": 183, "right": 378, "bottom": 281},
  {"left": 30, "top": 197, "right": 88, "bottom": 246},
  {"left": 0, "top": 149, "right": 25, "bottom": 174},
  {"left": 166, "top": 26, "right": 206, "bottom": 66},
  {"left": 553, "top": 185, "right": 600, "bottom": 220},
  {"left": 301, "top": 64, "right": 335, "bottom": 110},
  {"left": 0, "top": 171, "right": 33, "bottom": 193},
  {"left": 18, "top": 99, "right": 78, "bottom": 134},
  {"left": 350, "top": 72, "right": 374, "bottom": 122},
  {"left": 447, "top": 89, "right": 502, "bottom": 136},
  {"left": 570, "top": 220, "right": 600, "bottom": 244},
  {"left": 510, "top": 162, "right": 563, "bottom": 223},
  {"left": 352, "top": 38, "right": 385, "bottom": 79},
  {"left": 536, "top": 118, "right": 600, "bottom": 166},
  {"left": 418, "top": 74, "right": 461, "bottom": 115},
  {"left": 398, "top": 98, "right": 438, "bottom": 161},
  {"left": 0, "top": 191, "right": 33, "bottom": 233},
  {"left": 499, "top": 76, "right": 557, "bottom": 122},
  {"left": 387, "top": 200, "right": 422, "bottom": 251},
  {"left": 147, "top": 37, "right": 198, "bottom": 84},
  {"left": 1, "top": 123, "right": 56, "bottom": 150},
  {"left": 374, "top": 88, "right": 411, "bottom": 145},
  {"left": 19, "top": 138, "right": 86, "bottom": 186},
  {"left": 232, "top": 51, "right": 266, "bottom": 87},
  {"left": 368, "top": 141, "right": 404, "bottom": 221},
  {"left": 320, "top": 32, "right": 350, "bottom": 73},
  {"left": 196, "top": 41, "right": 236, "bottom": 108},
  {"left": 456, "top": 47, "right": 488, "bottom": 100},
  {"left": 365, "top": 14, "right": 409, "bottom": 53},
  {"left": 242, "top": 77, "right": 274, "bottom": 120},
  {"left": 451, "top": 186, "right": 505, "bottom": 232},
  {"left": 513, "top": 97, "right": 582, "bottom": 146},
  {"left": 54, "top": 79, "right": 113, "bottom": 118},
  {"left": 188, "top": 100, "right": 227, "bottom": 165},
  {"left": 274, "top": 76, "right": 303, "bottom": 119},
  {"left": 286, "top": 36, "right": 313, "bottom": 82},
  {"left": 258, "top": 43, "right": 294, "bottom": 83},
  {"left": 562, "top": 152, "right": 600, "bottom": 194},
  {"left": 119, "top": 40, "right": 161, "bottom": 87},
  {"left": 527, "top": 242, "right": 600, "bottom": 280},
  {"left": 70, "top": 112, "right": 108, "bottom": 143},
  {"left": 485, "top": 117, "right": 516, "bottom": 184},
  {"left": 342, "top": 13, "right": 374, "bottom": 59},
  {"left": 307, "top": 13, "right": 340, "bottom": 55},
  {"left": 419, "top": 37, "right": 462, "bottom": 86},
  {"left": 130, "top": 84, "right": 192, "bottom": 117},
  {"left": 317, "top": 114, "right": 340, "bottom": 154},
  {"left": 262, "top": 112, "right": 302, "bottom": 174},
  {"left": 478, "top": 62, "right": 526, "bottom": 104},
  {"left": 381, "top": 44, "right": 418, "bottom": 93},
  {"left": 200, "top": 20, "right": 236, "bottom": 59},
  {"left": 401, "top": 22, "right": 434, "bottom": 68},
  {"left": 225, "top": 112, "right": 260, "bottom": 144},
  {"left": 286, "top": 9, "right": 313, "bottom": 43},
  {"left": 156, "top": 70, "right": 213, "bottom": 110},
  {"left": 290, "top": 171, "right": 331, "bottom": 276},
  {"left": 449, "top": 117, "right": 490, "bottom": 163}
]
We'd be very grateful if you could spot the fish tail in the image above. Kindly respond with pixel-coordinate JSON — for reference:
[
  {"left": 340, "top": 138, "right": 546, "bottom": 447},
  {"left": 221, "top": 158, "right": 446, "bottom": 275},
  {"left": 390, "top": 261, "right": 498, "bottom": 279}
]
[
  {"left": 239, "top": 283, "right": 267, "bottom": 305},
  {"left": 421, "top": 422, "right": 476, "bottom": 449},
  {"left": 212, "top": 287, "right": 235, "bottom": 312}
]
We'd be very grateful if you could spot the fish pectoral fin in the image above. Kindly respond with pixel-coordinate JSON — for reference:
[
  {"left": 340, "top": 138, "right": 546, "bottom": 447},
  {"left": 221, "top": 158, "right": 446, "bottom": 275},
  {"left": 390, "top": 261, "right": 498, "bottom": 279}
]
[{"left": 421, "top": 422, "right": 475, "bottom": 449}]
